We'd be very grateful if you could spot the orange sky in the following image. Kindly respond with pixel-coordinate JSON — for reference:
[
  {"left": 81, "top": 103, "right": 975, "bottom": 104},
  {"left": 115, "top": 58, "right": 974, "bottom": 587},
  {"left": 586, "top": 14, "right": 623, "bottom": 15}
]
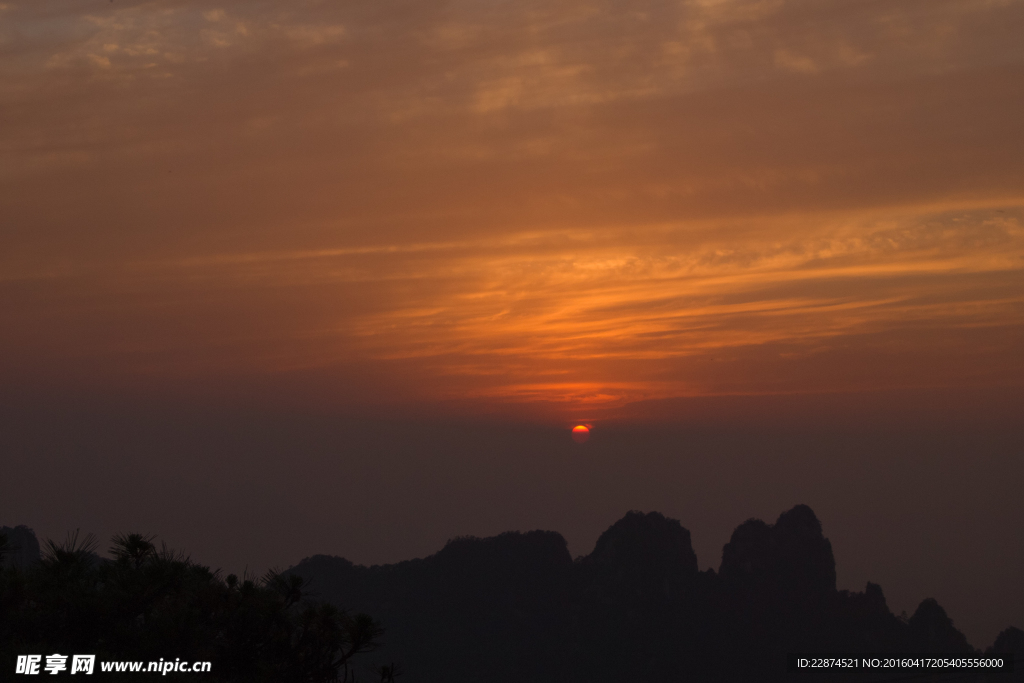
[
  {"left": 3, "top": 0, "right": 1023, "bottom": 423},
  {"left": 3, "top": 1, "right": 1024, "bottom": 647}
]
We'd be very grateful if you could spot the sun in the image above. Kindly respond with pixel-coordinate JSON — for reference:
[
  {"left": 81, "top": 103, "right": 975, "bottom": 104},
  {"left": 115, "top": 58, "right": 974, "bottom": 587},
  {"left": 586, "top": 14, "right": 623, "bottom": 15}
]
[{"left": 571, "top": 425, "right": 590, "bottom": 444}]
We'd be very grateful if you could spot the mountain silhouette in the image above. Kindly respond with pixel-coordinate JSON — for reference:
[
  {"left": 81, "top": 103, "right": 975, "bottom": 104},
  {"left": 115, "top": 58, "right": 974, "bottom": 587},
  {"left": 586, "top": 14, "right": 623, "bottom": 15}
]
[
  {"left": 0, "top": 525, "right": 41, "bottom": 570},
  {"left": 288, "top": 505, "right": 1022, "bottom": 682},
  {"left": 288, "top": 530, "right": 572, "bottom": 681},
  {"left": 4, "top": 509, "right": 1019, "bottom": 681}
]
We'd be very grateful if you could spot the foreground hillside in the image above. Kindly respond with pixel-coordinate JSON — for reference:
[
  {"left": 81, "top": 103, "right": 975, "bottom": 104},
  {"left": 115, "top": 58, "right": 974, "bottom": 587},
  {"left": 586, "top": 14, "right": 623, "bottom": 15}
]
[
  {"left": 288, "top": 505, "right": 1023, "bottom": 682},
  {"left": 1, "top": 531, "right": 382, "bottom": 682}
]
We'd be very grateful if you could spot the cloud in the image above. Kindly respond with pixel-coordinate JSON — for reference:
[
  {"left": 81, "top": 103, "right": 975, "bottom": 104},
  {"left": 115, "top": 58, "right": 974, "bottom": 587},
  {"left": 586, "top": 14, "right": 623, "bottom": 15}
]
[{"left": 0, "top": 0, "right": 1022, "bottom": 418}]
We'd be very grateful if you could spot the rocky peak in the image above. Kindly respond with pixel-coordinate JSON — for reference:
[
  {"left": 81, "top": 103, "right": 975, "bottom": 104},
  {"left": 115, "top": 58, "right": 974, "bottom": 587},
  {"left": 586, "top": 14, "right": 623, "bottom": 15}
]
[
  {"left": 576, "top": 511, "right": 698, "bottom": 603},
  {"left": 719, "top": 504, "right": 836, "bottom": 598}
]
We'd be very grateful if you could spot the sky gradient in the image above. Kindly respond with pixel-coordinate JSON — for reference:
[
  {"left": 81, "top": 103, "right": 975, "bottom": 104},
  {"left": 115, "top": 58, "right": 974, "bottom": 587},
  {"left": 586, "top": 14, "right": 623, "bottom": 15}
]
[{"left": 2, "top": 0, "right": 1023, "bottom": 648}]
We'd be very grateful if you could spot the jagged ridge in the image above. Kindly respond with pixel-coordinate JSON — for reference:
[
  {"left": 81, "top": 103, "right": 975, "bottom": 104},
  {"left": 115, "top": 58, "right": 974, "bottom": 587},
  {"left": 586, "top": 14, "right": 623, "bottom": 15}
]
[{"left": 288, "top": 505, "right": 1023, "bottom": 683}]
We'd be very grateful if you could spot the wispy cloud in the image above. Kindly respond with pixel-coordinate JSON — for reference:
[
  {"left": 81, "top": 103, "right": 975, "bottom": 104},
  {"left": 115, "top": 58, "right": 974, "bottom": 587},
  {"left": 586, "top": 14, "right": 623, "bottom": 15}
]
[{"left": 1, "top": 0, "right": 1022, "bottom": 419}]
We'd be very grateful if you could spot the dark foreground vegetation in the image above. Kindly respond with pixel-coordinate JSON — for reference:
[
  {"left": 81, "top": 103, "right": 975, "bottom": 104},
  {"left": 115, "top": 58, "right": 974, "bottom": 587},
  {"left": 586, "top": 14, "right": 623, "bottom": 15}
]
[
  {"left": 3, "top": 506, "right": 1022, "bottom": 682},
  {"left": 0, "top": 529, "right": 383, "bottom": 682}
]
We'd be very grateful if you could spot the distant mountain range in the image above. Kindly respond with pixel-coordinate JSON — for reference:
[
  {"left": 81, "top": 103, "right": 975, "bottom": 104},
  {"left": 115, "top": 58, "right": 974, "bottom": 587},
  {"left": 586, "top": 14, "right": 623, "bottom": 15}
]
[
  {"left": 287, "top": 505, "right": 1023, "bottom": 682},
  {"left": 5, "top": 509, "right": 1020, "bottom": 681}
]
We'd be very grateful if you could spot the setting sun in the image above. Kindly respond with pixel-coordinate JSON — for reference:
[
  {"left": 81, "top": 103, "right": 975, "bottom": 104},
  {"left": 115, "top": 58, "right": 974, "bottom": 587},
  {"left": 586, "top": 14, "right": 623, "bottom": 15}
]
[
  {"left": 1, "top": 0, "right": 1021, "bottom": 664},
  {"left": 571, "top": 425, "right": 591, "bottom": 444}
]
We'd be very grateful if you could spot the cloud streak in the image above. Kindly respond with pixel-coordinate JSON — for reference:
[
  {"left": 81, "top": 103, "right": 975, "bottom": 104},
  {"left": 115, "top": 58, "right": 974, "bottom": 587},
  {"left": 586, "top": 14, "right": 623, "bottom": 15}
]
[{"left": 1, "top": 0, "right": 1022, "bottom": 420}]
